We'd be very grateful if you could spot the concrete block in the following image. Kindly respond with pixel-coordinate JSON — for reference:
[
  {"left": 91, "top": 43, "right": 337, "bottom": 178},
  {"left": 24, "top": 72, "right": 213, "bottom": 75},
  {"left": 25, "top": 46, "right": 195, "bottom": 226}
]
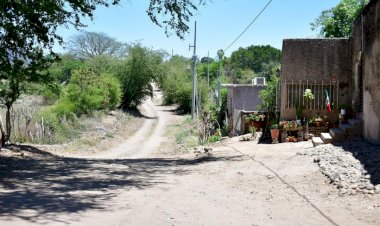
[
  {"left": 321, "top": 133, "right": 332, "bottom": 143},
  {"left": 312, "top": 137, "right": 324, "bottom": 147}
]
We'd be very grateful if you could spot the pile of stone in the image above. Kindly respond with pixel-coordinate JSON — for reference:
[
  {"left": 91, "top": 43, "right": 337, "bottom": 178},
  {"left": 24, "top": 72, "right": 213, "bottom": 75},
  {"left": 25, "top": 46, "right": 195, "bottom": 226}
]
[
  {"left": 194, "top": 146, "right": 213, "bottom": 158},
  {"left": 298, "top": 142, "right": 380, "bottom": 196}
]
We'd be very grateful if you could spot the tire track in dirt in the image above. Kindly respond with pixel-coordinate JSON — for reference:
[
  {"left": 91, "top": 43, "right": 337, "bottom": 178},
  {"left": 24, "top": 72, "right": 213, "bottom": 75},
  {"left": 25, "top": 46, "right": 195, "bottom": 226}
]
[{"left": 92, "top": 89, "right": 172, "bottom": 159}]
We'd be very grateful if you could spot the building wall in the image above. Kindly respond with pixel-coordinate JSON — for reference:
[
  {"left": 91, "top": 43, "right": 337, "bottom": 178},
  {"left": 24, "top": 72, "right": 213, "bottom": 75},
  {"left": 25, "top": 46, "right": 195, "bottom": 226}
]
[
  {"left": 353, "top": 0, "right": 380, "bottom": 143},
  {"left": 226, "top": 85, "right": 265, "bottom": 134},
  {"left": 281, "top": 39, "right": 351, "bottom": 82},
  {"left": 226, "top": 86, "right": 265, "bottom": 113},
  {"left": 280, "top": 0, "right": 380, "bottom": 143},
  {"left": 280, "top": 39, "right": 351, "bottom": 120}
]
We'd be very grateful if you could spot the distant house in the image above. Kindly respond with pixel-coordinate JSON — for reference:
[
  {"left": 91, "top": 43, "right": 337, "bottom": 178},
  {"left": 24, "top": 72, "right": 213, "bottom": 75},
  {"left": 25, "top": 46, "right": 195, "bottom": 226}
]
[
  {"left": 223, "top": 78, "right": 266, "bottom": 134},
  {"left": 280, "top": 0, "right": 380, "bottom": 143}
]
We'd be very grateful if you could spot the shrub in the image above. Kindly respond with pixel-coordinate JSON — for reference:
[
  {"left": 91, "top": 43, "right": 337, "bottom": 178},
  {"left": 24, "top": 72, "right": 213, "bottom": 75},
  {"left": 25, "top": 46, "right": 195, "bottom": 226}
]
[
  {"left": 116, "top": 44, "right": 164, "bottom": 108},
  {"left": 175, "top": 81, "right": 192, "bottom": 112},
  {"left": 33, "top": 107, "right": 79, "bottom": 143},
  {"left": 65, "top": 68, "right": 121, "bottom": 115}
]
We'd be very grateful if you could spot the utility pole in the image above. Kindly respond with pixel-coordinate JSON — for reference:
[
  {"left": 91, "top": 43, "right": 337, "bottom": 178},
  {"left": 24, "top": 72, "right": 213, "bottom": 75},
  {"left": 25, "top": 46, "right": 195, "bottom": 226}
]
[
  {"left": 206, "top": 51, "right": 210, "bottom": 86},
  {"left": 189, "top": 21, "right": 197, "bottom": 119},
  {"left": 217, "top": 49, "right": 224, "bottom": 107}
]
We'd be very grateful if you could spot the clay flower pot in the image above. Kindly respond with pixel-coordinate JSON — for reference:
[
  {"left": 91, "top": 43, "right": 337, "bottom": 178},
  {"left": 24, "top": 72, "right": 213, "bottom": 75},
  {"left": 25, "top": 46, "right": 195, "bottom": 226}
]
[
  {"left": 251, "top": 120, "right": 264, "bottom": 130},
  {"left": 270, "top": 128, "right": 279, "bottom": 143}
]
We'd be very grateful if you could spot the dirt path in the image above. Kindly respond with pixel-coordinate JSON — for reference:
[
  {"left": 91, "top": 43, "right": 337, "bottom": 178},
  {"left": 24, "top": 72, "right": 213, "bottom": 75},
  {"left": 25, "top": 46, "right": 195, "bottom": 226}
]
[
  {"left": 1, "top": 139, "right": 379, "bottom": 225},
  {"left": 90, "top": 88, "right": 176, "bottom": 159}
]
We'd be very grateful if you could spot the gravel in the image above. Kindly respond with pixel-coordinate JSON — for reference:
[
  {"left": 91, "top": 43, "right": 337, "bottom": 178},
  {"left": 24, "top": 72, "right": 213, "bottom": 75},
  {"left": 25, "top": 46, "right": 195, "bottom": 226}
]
[{"left": 298, "top": 141, "right": 380, "bottom": 196}]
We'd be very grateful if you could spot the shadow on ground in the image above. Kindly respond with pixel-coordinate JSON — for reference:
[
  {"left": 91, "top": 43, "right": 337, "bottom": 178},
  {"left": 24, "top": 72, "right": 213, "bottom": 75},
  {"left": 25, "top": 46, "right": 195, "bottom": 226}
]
[
  {"left": 337, "top": 141, "right": 380, "bottom": 185},
  {"left": 0, "top": 145, "right": 243, "bottom": 224},
  {"left": 122, "top": 108, "right": 157, "bottom": 119}
]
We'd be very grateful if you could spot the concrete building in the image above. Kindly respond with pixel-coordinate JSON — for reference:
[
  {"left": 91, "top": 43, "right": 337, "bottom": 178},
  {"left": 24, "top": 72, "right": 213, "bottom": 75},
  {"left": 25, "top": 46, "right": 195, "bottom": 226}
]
[
  {"left": 223, "top": 83, "right": 266, "bottom": 135},
  {"left": 280, "top": 0, "right": 380, "bottom": 143}
]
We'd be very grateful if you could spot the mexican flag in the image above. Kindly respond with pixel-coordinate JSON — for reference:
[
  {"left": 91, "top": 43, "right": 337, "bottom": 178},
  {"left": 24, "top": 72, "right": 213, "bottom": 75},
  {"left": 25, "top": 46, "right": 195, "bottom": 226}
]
[{"left": 325, "top": 90, "right": 332, "bottom": 112}]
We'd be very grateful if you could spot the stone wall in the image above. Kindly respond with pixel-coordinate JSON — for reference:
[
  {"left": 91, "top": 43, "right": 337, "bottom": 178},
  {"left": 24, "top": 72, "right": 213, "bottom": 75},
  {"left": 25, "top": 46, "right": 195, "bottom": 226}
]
[
  {"left": 352, "top": 0, "right": 380, "bottom": 143},
  {"left": 280, "top": 39, "right": 351, "bottom": 120}
]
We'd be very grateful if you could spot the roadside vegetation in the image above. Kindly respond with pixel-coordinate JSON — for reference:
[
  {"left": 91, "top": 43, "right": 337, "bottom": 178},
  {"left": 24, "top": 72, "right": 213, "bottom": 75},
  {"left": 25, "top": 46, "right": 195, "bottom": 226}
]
[{"left": 0, "top": 0, "right": 359, "bottom": 149}]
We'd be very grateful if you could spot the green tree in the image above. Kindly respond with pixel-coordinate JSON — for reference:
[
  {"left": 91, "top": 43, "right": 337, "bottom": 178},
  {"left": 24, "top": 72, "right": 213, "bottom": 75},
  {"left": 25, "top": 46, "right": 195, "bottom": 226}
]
[
  {"left": 311, "top": 0, "right": 369, "bottom": 37},
  {"left": 230, "top": 45, "right": 281, "bottom": 73},
  {"left": 62, "top": 67, "right": 121, "bottom": 116},
  {"left": 84, "top": 55, "right": 121, "bottom": 75},
  {"left": 0, "top": 0, "right": 120, "bottom": 143},
  {"left": 200, "top": 57, "right": 214, "bottom": 64},
  {"left": 259, "top": 61, "right": 280, "bottom": 81},
  {"left": 230, "top": 68, "right": 256, "bottom": 84},
  {"left": 160, "top": 55, "right": 191, "bottom": 105},
  {"left": 197, "top": 61, "right": 219, "bottom": 84},
  {"left": 49, "top": 54, "right": 84, "bottom": 83},
  {"left": 117, "top": 44, "right": 164, "bottom": 108},
  {"left": 148, "top": 0, "right": 208, "bottom": 38}
]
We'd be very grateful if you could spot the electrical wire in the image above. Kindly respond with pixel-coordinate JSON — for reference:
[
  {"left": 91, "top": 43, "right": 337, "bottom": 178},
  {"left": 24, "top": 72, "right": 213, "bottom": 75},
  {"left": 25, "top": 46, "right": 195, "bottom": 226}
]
[{"left": 224, "top": 0, "right": 273, "bottom": 53}]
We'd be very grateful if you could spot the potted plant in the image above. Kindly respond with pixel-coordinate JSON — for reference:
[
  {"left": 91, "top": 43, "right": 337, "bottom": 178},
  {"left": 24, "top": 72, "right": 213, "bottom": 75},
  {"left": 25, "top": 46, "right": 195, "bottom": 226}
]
[
  {"left": 270, "top": 124, "right": 279, "bottom": 144},
  {"left": 303, "top": 89, "right": 314, "bottom": 110},
  {"left": 314, "top": 116, "right": 322, "bottom": 127},
  {"left": 247, "top": 112, "right": 265, "bottom": 130}
]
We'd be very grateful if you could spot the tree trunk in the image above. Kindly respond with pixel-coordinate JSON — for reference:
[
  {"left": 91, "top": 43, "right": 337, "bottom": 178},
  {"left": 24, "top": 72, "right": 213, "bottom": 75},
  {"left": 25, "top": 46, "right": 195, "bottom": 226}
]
[
  {"left": 0, "top": 115, "right": 5, "bottom": 147},
  {"left": 4, "top": 105, "right": 12, "bottom": 144}
]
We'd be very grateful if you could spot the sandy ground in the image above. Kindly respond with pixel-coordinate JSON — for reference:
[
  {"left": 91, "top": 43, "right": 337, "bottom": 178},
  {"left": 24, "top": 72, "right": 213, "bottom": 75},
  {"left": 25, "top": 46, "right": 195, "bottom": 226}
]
[{"left": 0, "top": 89, "right": 380, "bottom": 226}]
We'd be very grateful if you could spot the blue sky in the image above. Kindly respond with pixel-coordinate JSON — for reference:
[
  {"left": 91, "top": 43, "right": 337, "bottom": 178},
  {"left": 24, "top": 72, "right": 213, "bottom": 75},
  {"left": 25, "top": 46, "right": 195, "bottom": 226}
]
[{"left": 55, "top": 0, "right": 341, "bottom": 59}]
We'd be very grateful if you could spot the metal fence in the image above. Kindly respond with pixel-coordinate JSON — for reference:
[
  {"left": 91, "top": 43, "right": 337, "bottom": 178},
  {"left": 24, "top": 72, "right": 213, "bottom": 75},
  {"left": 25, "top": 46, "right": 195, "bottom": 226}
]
[{"left": 283, "top": 79, "right": 339, "bottom": 110}]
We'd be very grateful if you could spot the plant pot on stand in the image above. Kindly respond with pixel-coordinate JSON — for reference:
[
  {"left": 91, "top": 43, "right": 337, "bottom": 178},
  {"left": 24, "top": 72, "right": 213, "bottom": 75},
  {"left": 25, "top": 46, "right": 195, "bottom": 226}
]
[
  {"left": 270, "top": 124, "right": 279, "bottom": 144},
  {"left": 251, "top": 120, "right": 264, "bottom": 131}
]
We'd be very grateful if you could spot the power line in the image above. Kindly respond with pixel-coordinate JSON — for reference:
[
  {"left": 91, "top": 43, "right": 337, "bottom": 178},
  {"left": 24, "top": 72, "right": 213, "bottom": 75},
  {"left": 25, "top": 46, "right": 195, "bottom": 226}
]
[{"left": 224, "top": 0, "right": 273, "bottom": 52}]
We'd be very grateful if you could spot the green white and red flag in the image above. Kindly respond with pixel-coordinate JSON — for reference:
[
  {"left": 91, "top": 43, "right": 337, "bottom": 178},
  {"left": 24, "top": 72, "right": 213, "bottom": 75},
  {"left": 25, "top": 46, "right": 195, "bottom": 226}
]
[{"left": 325, "top": 90, "right": 331, "bottom": 112}]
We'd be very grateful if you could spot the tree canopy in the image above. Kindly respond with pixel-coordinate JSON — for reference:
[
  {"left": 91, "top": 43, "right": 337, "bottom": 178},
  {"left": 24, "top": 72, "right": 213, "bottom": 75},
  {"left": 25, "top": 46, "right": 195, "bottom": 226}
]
[
  {"left": 0, "top": 0, "right": 120, "bottom": 143},
  {"left": 148, "top": 0, "right": 207, "bottom": 39},
  {"left": 229, "top": 45, "right": 281, "bottom": 73},
  {"left": 311, "top": 0, "right": 369, "bottom": 38},
  {"left": 68, "top": 32, "right": 128, "bottom": 59}
]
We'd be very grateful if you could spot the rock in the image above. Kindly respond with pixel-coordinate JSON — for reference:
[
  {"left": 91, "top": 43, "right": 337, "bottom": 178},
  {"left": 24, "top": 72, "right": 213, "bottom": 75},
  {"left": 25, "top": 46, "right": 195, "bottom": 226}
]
[
  {"left": 96, "top": 127, "right": 107, "bottom": 134},
  {"left": 332, "top": 172, "right": 341, "bottom": 181},
  {"left": 108, "top": 110, "right": 117, "bottom": 116},
  {"left": 339, "top": 189, "right": 347, "bottom": 196},
  {"left": 375, "top": 185, "right": 380, "bottom": 191},
  {"left": 337, "top": 180, "right": 350, "bottom": 189},
  {"left": 310, "top": 142, "right": 380, "bottom": 196}
]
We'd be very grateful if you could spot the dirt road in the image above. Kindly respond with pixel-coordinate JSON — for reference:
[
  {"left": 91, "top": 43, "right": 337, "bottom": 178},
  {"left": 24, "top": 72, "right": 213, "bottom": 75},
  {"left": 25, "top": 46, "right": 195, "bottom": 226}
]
[
  {"left": 1, "top": 90, "right": 380, "bottom": 225},
  {"left": 93, "top": 92, "right": 176, "bottom": 159}
]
